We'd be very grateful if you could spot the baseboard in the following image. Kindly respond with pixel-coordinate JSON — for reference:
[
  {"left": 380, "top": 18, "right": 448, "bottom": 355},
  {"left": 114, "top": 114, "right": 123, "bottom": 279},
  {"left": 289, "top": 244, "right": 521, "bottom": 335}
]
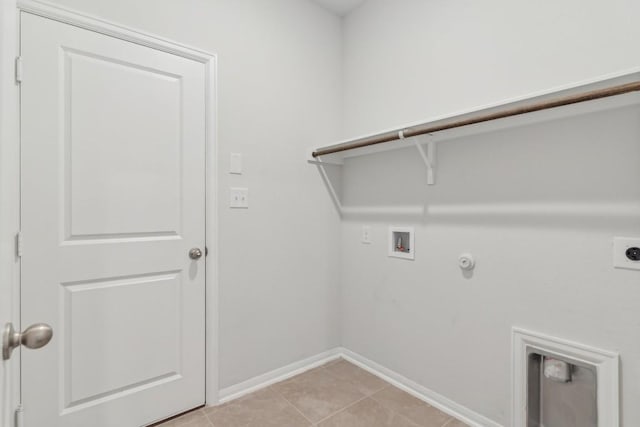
[
  {"left": 216, "top": 347, "right": 502, "bottom": 427},
  {"left": 216, "top": 348, "right": 342, "bottom": 404},
  {"left": 340, "top": 348, "right": 503, "bottom": 427}
]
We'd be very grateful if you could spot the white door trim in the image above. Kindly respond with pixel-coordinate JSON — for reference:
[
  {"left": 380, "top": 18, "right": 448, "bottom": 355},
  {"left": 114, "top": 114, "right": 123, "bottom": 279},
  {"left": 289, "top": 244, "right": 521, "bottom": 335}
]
[
  {"left": 17, "top": 0, "right": 214, "bottom": 62},
  {"left": 0, "top": 0, "right": 21, "bottom": 426},
  {"left": 3, "top": 1, "right": 220, "bottom": 417}
]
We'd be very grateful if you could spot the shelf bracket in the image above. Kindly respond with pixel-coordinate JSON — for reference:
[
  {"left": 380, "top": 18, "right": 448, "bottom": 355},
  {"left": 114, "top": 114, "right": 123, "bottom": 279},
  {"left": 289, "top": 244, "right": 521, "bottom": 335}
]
[
  {"left": 404, "top": 133, "right": 436, "bottom": 185},
  {"left": 307, "top": 157, "right": 343, "bottom": 215}
]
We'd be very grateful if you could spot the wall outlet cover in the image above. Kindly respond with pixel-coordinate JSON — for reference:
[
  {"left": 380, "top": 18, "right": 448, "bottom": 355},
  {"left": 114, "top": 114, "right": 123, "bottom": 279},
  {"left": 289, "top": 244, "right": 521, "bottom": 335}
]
[
  {"left": 230, "top": 187, "right": 249, "bottom": 208},
  {"left": 230, "top": 153, "right": 243, "bottom": 174},
  {"left": 613, "top": 237, "right": 640, "bottom": 270},
  {"left": 362, "top": 226, "right": 372, "bottom": 244}
]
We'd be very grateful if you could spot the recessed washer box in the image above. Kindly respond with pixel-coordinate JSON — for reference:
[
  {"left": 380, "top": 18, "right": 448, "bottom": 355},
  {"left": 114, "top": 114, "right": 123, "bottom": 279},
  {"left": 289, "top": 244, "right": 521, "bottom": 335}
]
[{"left": 388, "top": 226, "right": 414, "bottom": 260}]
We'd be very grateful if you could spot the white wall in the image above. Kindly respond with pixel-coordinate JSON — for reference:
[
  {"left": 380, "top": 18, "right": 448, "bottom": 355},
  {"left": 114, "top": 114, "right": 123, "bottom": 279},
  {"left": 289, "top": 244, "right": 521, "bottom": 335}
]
[
  {"left": 6, "top": 1, "right": 640, "bottom": 424},
  {"left": 341, "top": 1, "right": 640, "bottom": 426},
  {"left": 43, "top": 0, "right": 343, "bottom": 392},
  {"left": 343, "top": 0, "right": 640, "bottom": 138}
]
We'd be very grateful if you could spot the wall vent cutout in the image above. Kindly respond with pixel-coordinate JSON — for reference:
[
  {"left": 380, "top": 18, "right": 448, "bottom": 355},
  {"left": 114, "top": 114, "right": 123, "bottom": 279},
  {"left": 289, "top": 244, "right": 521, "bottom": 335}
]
[{"left": 512, "top": 328, "right": 619, "bottom": 427}]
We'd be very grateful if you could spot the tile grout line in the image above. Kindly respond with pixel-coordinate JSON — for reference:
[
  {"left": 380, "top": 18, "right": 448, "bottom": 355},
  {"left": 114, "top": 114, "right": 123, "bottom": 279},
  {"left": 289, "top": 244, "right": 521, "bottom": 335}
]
[
  {"left": 268, "top": 359, "right": 365, "bottom": 426},
  {"left": 309, "top": 363, "right": 393, "bottom": 425},
  {"left": 166, "top": 409, "right": 213, "bottom": 427},
  {"left": 329, "top": 359, "right": 461, "bottom": 427},
  {"left": 355, "top": 363, "right": 468, "bottom": 427},
  {"left": 305, "top": 361, "right": 355, "bottom": 425},
  {"left": 200, "top": 359, "right": 461, "bottom": 427},
  {"left": 202, "top": 408, "right": 218, "bottom": 427},
  {"left": 441, "top": 417, "right": 459, "bottom": 427},
  {"left": 204, "top": 408, "right": 216, "bottom": 427},
  {"left": 268, "top": 383, "right": 317, "bottom": 426},
  {"left": 392, "top": 410, "right": 425, "bottom": 427},
  {"left": 373, "top": 400, "right": 424, "bottom": 427},
  {"left": 289, "top": 362, "right": 399, "bottom": 426},
  {"left": 312, "top": 394, "right": 371, "bottom": 426},
  {"left": 285, "top": 398, "right": 316, "bottom": 426},
  {"left": 369, "top": 389, "right": 451, "bottom": 427},
  {"left": 318, "top": 360, "right": 396, "bottom": 424}
]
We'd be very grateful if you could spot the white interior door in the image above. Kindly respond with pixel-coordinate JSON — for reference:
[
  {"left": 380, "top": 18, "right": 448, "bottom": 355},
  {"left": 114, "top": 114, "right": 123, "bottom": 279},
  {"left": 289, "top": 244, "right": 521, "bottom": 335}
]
[{"left": 20, "top": 12, "right": 206, "bottom": 427}]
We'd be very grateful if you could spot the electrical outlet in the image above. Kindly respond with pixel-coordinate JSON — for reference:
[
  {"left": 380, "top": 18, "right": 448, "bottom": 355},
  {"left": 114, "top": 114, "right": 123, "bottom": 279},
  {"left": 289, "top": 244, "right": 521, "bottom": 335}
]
[
  {"left": 362, "top": 226, "right": 372, "bottom": 244},
  {"left": 613, "top": 237, "right": 640, "bottom": 270},
  {"left": 230, "top": 188, "right": 249, "bottom": 208}
]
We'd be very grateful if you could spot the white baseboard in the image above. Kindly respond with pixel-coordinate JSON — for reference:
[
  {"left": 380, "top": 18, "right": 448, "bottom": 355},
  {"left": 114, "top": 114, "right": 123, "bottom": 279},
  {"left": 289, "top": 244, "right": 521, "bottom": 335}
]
[
  {"left": 216, "top": 348, "right": 342, "bottom": 404},
  {"left": 340, "top": 349, "right": 502, "bottom": 427},
  {"left": 215, "top": 347, "right": 502, "bottom": 427}
]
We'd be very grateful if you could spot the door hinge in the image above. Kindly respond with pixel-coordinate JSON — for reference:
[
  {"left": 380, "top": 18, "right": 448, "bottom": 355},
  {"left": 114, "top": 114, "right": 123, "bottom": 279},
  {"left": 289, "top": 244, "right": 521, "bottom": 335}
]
[
  {"left": 15, "top": 57, "right": 23, "bottom": 84},
  {"left": 15, "top": 232, "right": 23, "bottom": 258},
  {"left": 14, "top": 404, "right": 24, "bottom": 427}
]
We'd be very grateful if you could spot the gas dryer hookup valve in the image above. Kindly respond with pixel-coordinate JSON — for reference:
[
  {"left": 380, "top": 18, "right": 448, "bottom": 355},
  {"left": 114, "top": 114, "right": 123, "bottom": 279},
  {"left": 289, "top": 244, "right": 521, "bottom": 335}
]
[{"left": 458, "top": 253, "right": 475, "bottom": 271}]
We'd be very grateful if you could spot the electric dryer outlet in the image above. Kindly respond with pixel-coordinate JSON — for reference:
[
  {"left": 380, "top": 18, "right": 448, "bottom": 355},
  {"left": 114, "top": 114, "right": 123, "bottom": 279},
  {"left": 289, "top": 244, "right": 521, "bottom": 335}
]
[{"left": 613, "top": 237, "right": 640, "bottom": 270}]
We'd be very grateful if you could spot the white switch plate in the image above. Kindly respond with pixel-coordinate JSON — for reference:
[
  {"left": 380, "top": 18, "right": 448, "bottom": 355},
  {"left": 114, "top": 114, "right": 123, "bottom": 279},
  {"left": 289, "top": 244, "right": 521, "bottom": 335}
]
[
  {"left": 613, "top": 237, "right": 640, "bottom": 270},
  {"left": 361, "top": 226, "right": 372, "bottom": 244},
  {"left": 230, "top": 153, "right": 243, "bottom": 174},
  {"left": 230, "top": 187, "right": 249, "bottom": 208}
]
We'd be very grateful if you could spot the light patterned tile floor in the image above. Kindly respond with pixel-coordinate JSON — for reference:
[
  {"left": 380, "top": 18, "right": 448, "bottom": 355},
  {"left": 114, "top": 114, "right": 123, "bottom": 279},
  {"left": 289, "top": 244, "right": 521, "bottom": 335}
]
[{"left": 156, "top": 359, "right": 469, "bottom": 427}]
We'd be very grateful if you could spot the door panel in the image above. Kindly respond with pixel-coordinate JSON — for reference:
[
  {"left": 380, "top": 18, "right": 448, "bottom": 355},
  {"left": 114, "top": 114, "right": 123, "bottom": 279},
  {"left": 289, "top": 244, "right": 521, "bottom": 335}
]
[
  {"left": 21, "top": 12, "right": 206, "bottom": 427},
  {"left": 65, "top": 49, "right": 183, "bottom": 239},
  {"left": 63, "top": 272, "right": 181, "bottom": 408}
]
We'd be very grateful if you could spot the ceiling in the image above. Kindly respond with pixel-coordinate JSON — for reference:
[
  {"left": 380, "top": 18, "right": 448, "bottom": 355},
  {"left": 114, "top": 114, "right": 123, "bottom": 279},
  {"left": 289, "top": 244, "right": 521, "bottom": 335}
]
[{"left": 312, "top": 0, "right": 367, "bottom": 16}]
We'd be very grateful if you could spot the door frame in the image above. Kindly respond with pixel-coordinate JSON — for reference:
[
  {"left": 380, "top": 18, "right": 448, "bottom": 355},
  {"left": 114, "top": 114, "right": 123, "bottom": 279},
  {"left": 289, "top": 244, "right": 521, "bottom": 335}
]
[
  {"left": 0, "top": 1, "right": 220, "bottom": 422},
  {"left": 0, "top": 0, "right": 22, "bottom": 426}
]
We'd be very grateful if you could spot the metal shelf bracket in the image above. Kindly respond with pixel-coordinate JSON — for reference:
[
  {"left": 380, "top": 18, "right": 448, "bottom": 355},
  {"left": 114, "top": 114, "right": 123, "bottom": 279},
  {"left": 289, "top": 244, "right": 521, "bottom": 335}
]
[
  {"left": 307, "top": 156, "right": 343, "bottom": 215},
  {"left": 404, "top": 133, "right": 436, "bottom": 185}
]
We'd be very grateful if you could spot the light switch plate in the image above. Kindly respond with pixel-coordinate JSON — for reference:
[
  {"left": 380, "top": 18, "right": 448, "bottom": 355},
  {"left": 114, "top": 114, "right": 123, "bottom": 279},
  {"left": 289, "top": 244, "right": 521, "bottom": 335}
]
[
  {"left": 230, "top": 188, "right": 249, "bottom": 208},
  {"left": 613, "top": 237, "right": 640, "bottom": 270},
  {"left": 230, "top": 153, "right": 242, "bottom": 174},
  {"left": 362, "top": 226, "right": 372, "bottom": 244}
]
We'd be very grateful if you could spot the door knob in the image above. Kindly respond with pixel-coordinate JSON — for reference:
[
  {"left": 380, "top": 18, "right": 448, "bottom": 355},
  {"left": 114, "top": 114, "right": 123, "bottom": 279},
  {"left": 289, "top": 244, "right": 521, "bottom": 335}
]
[
  {"left": 189, "top": 248, "right": 203, "bottom": 260},
  {"left": 3, "top": 322, "right": 53, "bottom": 360}
]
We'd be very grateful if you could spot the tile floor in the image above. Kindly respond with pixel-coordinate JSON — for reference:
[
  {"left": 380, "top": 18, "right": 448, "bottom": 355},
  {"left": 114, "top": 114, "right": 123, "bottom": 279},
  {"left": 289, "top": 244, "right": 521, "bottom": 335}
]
[{"left": 156, "top": 359, "right": 469, "bottom": 427}]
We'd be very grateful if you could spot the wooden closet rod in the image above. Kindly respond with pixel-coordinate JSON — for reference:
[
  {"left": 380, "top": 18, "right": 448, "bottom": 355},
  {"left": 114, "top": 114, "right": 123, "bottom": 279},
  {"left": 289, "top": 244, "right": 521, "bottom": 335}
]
[{"left": 312, "top": 81, "right": 640, "bottom": 158}]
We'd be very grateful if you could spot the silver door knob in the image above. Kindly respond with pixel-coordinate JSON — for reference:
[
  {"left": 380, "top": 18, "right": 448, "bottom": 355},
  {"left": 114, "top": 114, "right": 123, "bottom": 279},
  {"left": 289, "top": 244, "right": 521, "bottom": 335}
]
[
  {"left": 189, "top": 248, "right": 203, "bottom": 260},
  {"left": 3, "top": 322, "right": 53, "bottom": 360}
]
